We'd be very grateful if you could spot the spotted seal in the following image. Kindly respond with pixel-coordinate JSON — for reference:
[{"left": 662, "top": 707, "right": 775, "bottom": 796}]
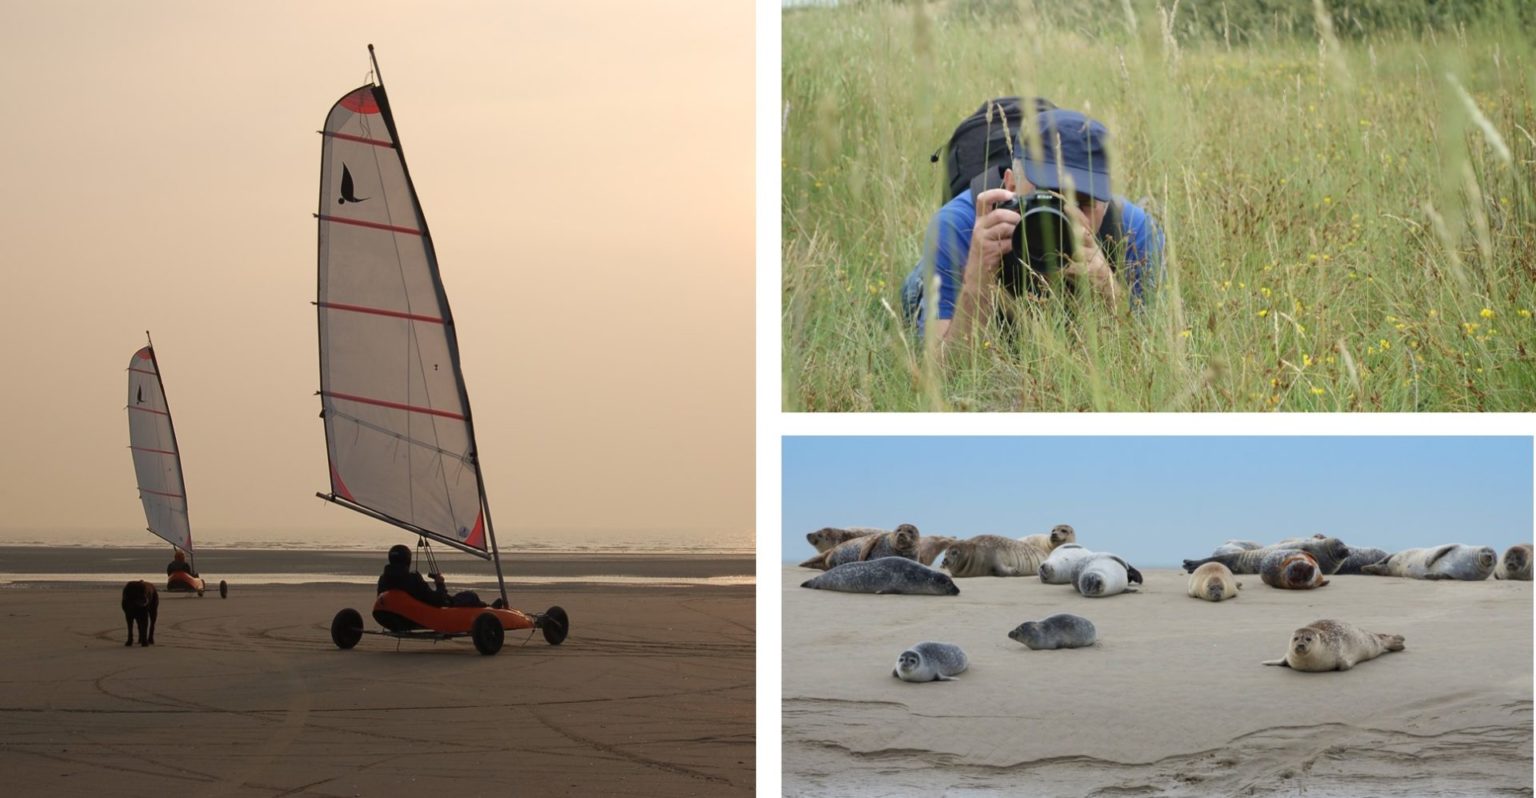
[
  {"left": 1018, "top": 524, "right": 1076, "bottom": 551},
  {"left": 800, "top": 524, "right": 920, "bottom": 570},
  {"left": 1183, "top": 537, "right": 1350, "bottom": 576},
  {"left": 1008, "top": 613, "right": 1097, "bottom": 649},
  {"left": 1495, "top": 544, "right": 1532, "bottom": 581},
  {"left": 1262, "top": 619, "right": 1405, "bottom": 672},
  {"left": 1187, "top": 562, "right": 1242, "bottom": 601},
  {"left": 1334, "top": 546, "right": 1391, "bottom": 576},
  {"left": 805, "top": 526, "right": 883, "bottom": 552},
  {"left": 1360, "top": 544, "right": 1497, "bottom": 580},
  {"left": 893, "top": 641, "right": 968, "bottom": 682},
  {"left": 942, "top": 534, "right": 1054, "bottom": 578},
  {"left": 800, "top": 557, "right": 960, "bottom": 596},
  {"left": 1038, "top": 544, "right": 1097, "bottom": 584},
  {"left": 1210, "top": 539, "right": 1263, "bottom": 557},
  {"left": 1260, "top": 549, "right": 1329, "bottom": 589},
  {"left": 1075, "top": 554, "right": 1140, "bottom": 597}
]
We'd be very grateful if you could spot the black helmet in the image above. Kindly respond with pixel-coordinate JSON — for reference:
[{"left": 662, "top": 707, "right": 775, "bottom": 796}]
[{"left": 388, "top": 544, "right": 411, "bottom": 566}]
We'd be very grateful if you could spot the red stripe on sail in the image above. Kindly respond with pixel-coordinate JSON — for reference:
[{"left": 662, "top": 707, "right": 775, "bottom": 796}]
[
  {"left": 323, "top": 131, "right": 394, "bottom": 148},
  {"left": 330, "top": 460, "right": 355, "bottom": 502},
  {"left": 463, "top": 512, "right": 485, "bottom": 549},
  {"left": 129, "top": 405, "right": 169, "bottom": 417},
  {"left": 339, "top": 88, "right": 380, "bottom": 114},
  {"left": 128, "top": 368, "right": 157, "bottom": 376},
  {"left": 130, "top": 446, "right": 177, "bottom": 456},
  {"left": 135, "top": 348, "right": 153, "bottom": 360},
  {"left": 140, "top": 487, "right": 184, "bottom": 499},
  {"left": 323, "top": 391, "right": 465, "bottom": 420},
  {"left": 317, "top": 214, "right": 422, "bottom": 236},
  {"left": 318, "top": 302, "right": 444, "bottom": 324}
]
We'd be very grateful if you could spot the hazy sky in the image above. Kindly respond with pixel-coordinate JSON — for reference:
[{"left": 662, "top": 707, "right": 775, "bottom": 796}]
[
  {"left": 782, "top": 437, "right": 1534, "bottom": 564},
  {"left": 0, "top": 1, "right": 752, "bottom": 545}
]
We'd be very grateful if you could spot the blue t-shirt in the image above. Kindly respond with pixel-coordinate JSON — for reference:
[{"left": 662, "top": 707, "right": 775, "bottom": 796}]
[{"left": 903, "top": 189, "right": 1165, "bottom": 333}]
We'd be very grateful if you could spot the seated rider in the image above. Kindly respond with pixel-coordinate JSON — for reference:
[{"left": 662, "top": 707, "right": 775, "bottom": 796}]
[
  {"left": 377, "top": 544, "right": 495, "bottom": 608},
  {"left": 166, "top": 548, "right": 198, "bottom": 578}
]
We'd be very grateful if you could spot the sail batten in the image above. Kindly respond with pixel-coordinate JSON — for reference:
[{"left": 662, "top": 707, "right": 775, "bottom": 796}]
[
  {"left": 316, "top": 74, "right": 494, "bottom": 560},
  {"left": 126, "top": 344, "right": 192, "bottom": 554}
]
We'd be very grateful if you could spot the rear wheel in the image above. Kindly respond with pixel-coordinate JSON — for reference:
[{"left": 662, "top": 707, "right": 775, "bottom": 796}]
[
  {"left": 472, "top": 612, "right": 504, "bottom": 655},
  {"left": 540, "top": 606, "right": 569, "bottom": 646},
  {"left": 219, "top": 580, "right": 228, "bottom": 599},
  {"left": 331, "top": 608, "right": 363, "bottom": 650}
]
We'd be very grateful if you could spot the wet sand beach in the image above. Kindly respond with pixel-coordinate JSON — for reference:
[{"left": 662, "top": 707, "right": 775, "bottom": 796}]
[
  {"left": 0, "top": 577, "right": 752, "bottom": 796},
  {"left": 782, "top": 565, "right": 1532, "bottom": 797}
]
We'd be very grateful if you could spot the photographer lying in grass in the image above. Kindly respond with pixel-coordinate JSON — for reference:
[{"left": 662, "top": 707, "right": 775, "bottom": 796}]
[{"left": 901, "top": 108, "right": 1165, "bottom": 344}]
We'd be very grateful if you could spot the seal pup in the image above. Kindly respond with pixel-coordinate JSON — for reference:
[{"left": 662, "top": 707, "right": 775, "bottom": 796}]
[
  {"left": 914, "top": 535, "right": 956, "bottom": 567},
  {"left": 1038, "top": 544, "right": 1097, "bottom": 584},
  {"left": 1334, "top": 546, "right": 1391, "bottom": 575},
  {"left": 1495, "top": 544, "right": 1532, "bottom": 581},
  {"left": 805, "top": 526, "right": 883, "bottom": 552},
  {"left": 1210, "top": 539, "right": 1263, "bottom": 556},
  {"left": 941, "top": 534, "right": 1054, "bottom": 577},
  {"left": 800, "top": 557, "right": 960, "bottom": 596},
  {"left": 1018, "top": 523, "right": 1076, "bottom": 551},
  {"left": 799, "top": 524, "right": 919, "bottom": 570},
  {"left": 1183, "top": 537, "right": 1350, "bottom": 576},
  {"left": 1187, "top": 562, "right": 1242, "bottom": 601},
  {"left": 1262, "top": 619, "right": 1404, "bottom": 672},
  {"left": 893, "top": 642, "right": 968, "bottom": 682},
  {"left": 1360, "top": 544, "right": 1497, "bottom": 580},
  {"left": 1075, "top": 554, "right": 1139, "bottom": 597},
  {"left": 1260, "top": 549, "right": 1329, "bottom": 589},
  {"left": 1008, "top": 614, "right": 1097, "bottom": 649}
]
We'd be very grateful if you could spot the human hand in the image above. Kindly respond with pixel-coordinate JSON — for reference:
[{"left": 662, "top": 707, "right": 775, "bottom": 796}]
[
  {"left": 965, "top": 188, "right": 1022, "bottom": 284},
  {"left": 1060, "top": 202, "right": 1113, "bottom": 293}
]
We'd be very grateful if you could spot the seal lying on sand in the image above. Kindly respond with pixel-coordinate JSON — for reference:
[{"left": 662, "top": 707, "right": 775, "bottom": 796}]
[
  {"left": 1495, "top": 544, "right": 1532, "bottom": 581},
  {"left": 800, "top": 524, "right": 919, "bottom": 570},
  {"left": 1187, "top": 562, "right": 1242, "bottom": 601},
  {"left": 1360, "top": 544, "right": 1497, "bottom": 580},
  {"left": 1260, "top": 550, "right": 1329, "bottom": 589},
  {"left": 1334, "top": 546, "right": 1391, "bottom": 575},
  {"left": 1008, "top": 614, "right": 1097, "bottom": 649},
  {"left": 1183, "top": 537, "right": 1350, "bottom": 576},
  {"left": 800, "top": 557, "right": 960, "bottom": 596},
  {"left": 942, "top": 534, "right": 1056, "bottom": 577},
  {"left": 1075, "top": 554, "right": 1140, "bottom": 597},
  {"left": 805, "top": 526, "right": 882, "bottom": 552},
  {"left": 1210, "top": 539, "right": 1262, "bottom": 556},
  {"left": 914, "top": 535, "right": 956, "bottom": 566},
  {"left": 893, "top": 642, "right": 968, "bottom": 682},
  {"left": 1018, "top": 524, "right": 1076, "bottom": 551},
  {"left": 1038, "top": 544, "right": 1097, "bottom": 584},
  {"left": 1262, "top": 619, "right": 1404, "bottom": 672}
]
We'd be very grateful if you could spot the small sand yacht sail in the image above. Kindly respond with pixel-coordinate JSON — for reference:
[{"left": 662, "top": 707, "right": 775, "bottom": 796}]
[
  {"left": 127, "top": 334, "right": 226, "bottom": 599},
  {"left": 318, "top": 46, "right": 567, "bottom": 655}
]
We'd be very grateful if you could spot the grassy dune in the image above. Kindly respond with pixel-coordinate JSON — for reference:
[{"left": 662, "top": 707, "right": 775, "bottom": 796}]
[{"left": 782, "top": 1, "right": 1536, "bottom": 411}]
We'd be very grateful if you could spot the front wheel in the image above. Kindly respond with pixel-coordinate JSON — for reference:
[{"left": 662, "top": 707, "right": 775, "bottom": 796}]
[
  {"left": 472, "top": 612, "right": 504, "bottom": 655},
  {"left": 331, "top": 608, "right": 363, "bottom": 650},
  {"left": 540, "top": 606, "right": 569, "bottom": 646}
]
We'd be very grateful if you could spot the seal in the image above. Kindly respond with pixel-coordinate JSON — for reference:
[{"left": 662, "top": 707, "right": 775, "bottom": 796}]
[
  {"left": 805, "top": 526, "right": 882, "bottom": 552},
  {"left": 1210, "top": 539, "right": 1263, "bottom": 556},
  {"left": 1038, "top": 544, "right": 1097, "bottom": 584},
  {"left": 1075, "top": 553, "right": 1139, "bottom": 597},
  {"left": 1260, "top": 549, "right": 1329, "bottom": 589},
  {"left": 1334, "top": 546, "right": 1391, "bottom": 575},
  {"left": 1262, "top": 619, "right": 1405, "bottom": 672},
  {"left": 800, "top": 557, "right": 960, "bottom": 596},
  {"left": 1008, "top": 613, "right": 1097, "bottom": 649},
  {"left": 942, "top": 534, "right": 1055, "bottom": 577},
  {"left": 1495, "top": 544, "right": 1532, "bottom": 581},
  {"left": 893, "top": 641, "right": 968, "bottom": 682},
  {"left": 800, "top": 524, "right": 920, "bottom": 570},
  {"left": 1360, "top": 544, "right": 1497, "bottom": 580},
  {"left": 1018, "top": 523, "right": 1076, "bottom": 551},
  {"left": 915, "top": 535, "right": 957, "bottom": 566},
  {"left": 1183, "top": 537, "right": 1350, "bottom": 576},
  {"left": 1187, "top": 562, "right": 1242, "bottom": 601}
]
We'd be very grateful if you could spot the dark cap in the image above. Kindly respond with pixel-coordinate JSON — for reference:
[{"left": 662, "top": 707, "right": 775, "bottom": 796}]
[
  {"left": 388, "top": 544, "right": 410, "bottom": 566},
  {"left": 1017, "top": 109, "right": 1111, "bottom": 202}
]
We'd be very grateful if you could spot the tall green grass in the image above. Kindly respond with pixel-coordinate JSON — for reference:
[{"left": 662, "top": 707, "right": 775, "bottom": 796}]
[{"left": 782, "top": 0, "right": 1536, "bottom": 411}]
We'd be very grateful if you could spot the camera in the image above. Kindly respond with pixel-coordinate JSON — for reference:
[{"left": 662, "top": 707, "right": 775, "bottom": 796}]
[{"left": 997, "top": 190, "right": 1078, "bottom": 296}]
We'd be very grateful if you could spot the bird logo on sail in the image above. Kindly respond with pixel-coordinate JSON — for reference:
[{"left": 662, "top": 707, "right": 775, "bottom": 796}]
[
  {"left": 136, "top": 386, "right": 144, "bottom": 404},
  {"left": 337, "top": 164, "right": 369, "bottom": 204}
]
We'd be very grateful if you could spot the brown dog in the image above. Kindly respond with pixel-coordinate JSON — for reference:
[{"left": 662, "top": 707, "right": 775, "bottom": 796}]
[{"left": 121, "top": 580, "right": 158, "bottom": 647}]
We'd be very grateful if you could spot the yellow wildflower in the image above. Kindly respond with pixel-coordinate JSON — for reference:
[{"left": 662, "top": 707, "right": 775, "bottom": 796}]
[
  {"left": 1480, "top": 308, "right": 1494, "bottom": 319},
  {"left": 1258, "top": 309, "right": 1269, "bottom": 319},
  {"left": 1519, "top": 309, "right": 1532, "bottom": 318},
  {"left": 1311, "top": 387, "right": 1325, "bottom": 395}
]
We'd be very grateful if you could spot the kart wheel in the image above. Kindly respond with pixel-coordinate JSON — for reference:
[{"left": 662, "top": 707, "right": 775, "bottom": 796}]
[
  {"left": 219, "top": 580, "right": 228, "bottom": 599},
  {"left": 331, "top": 608, "right": 363, "bottom": 650},
  {"left": 540, "top": 606, "right": 569, "bottom": 646},
  {"left": 471, "top": 612, "right": 504, "bottom": 655}
]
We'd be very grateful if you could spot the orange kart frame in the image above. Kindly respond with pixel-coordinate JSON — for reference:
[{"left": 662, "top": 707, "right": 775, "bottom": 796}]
[
  {"left": 330, "top": 589, "right": 568, "bottom": 656},
  {"left": 166, "top": 570, "right": 228, "bottom": 598}
]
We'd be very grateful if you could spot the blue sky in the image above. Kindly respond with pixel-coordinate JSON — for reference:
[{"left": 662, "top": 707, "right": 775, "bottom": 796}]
[{"left": 781, "top": 437, "right": 1534, "bottom": 565}]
